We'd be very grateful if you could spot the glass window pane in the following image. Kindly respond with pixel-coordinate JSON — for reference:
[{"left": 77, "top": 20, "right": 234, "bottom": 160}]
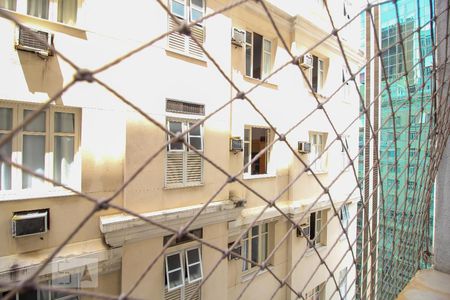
[
  {"left": 18, "top": 289, "right": 38, "bottom": 300},
  {"left": 27, "top": 0, "right": 49, "bottom": 19},
  {"left": 169, "top": 121, "right": 182, "bottom": 134},
  {"left": 187, "top": 248, "right": 200, "bottom": 264},
  {"left": 189, "top": 136, "right": 202, "bottom": 150},
  {"left": 262, "top": 223, "right": 268, "bottom": 233},
  {"left": 244, "top": 129, "right": 250, "bottom": 141},
  {"left": 191, "top": 0, "right": 203, "bottom": 8},
  {"left": 24, "top": 110, "right": 46, "bottom": 132},
  {"left": 167, "top": 254, "right": 181, "bottom": 271},
  {"left": 245, "top": 31, "right": 252, "bottom": 44},
  {"left": 0, "top": 0, "right": 16, "bottom": 10},
  {"left": 191, "top": 8, "right": 203, "bottom": 21},
  {"left": 169, "top": 121, "right": 183, "bottom": 150},
  {"left": 54, "top": 112, "right": 75, "bottom": 133},
  {"left": 251, "top": 236, "right": 259, "bottom": 265},
  {"left": 0, "top": 108, "right": 12, "bottom": 130},
  {"left": 263, "top": 40, "right": 271, "bottom": 52},
  {"left": 262, "top": 233, "right": 268, "bottom": 260},
  {"left": 245, "top": 45, "right": 252, "bottom": 77},
  {"left": 171, "top": 0, "right": 185, "bottom": 18},
  {"left": 57, "top": 0, "right": 77, "bottom": 25},
  {"left": 22, "top": 135, "right": 45, "bottom": 189},
  {"left": 252, "top": 225, "right": 259, "bottom": 236},
  {"left": 188, "top": 264, "right": 202, "bottom": 281},
  {"left": 189, "top": 123, "right": 201, "bottom": 136},
  {"left": 54, "top": 136, "right": 74, "bottom": 185},
  {"left": 242, "top": 239, "right": 248, "bottom": 271},
  {"left": 168, "top": 270, "right": 183, "bottom": 289},
  {"left": 263, "top": 52, "right": 271, "bottom": 75},
  {"left": 0, "top": 133, "right": 12, "bottom": 190}
]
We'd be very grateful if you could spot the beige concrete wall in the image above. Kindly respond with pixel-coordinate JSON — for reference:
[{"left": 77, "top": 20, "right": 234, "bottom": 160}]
[
  {"left": 121, "top": 223, "right": 228, "bottom": 299},
  {"left": 0, "top": 0, "right": 362, "bottom": 298}
]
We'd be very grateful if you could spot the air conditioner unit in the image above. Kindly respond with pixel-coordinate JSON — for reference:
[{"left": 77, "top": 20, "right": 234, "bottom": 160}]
[
  {"left": 231, "top": 28, "right": 245, "bottom": 47},
  {"left": 296, "top": 224, "right": 310, "bottom": 238},
  {"left": 300, "top": 53, "right": 313, "bottom": 69},
  {"left": 298, "top": 141, "right": 311, "bottom": 154},
  {"left": 230, "top": 137, "right": 244, "bottom": 152},
  {"left": 15, "top": 26, "right": 53, "bottom": 56},
  {"left": 12, "top": 211, "right": 48, "bottom": 238}
]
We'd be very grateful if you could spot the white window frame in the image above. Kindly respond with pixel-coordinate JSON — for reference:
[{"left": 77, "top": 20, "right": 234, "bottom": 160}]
[
  {"left": 169, "top": 0, "right": 204, "bottom": 24},
  {"left": 305, "top": 283, "right": 325, "bottom": 300},
  {"left": 339, "top": 267, "right": 348, "bottom": 300},
  {"left": 309, "top": 132, "right": 328, "bottom": 173},
  {"left": 262, "top": 38, "right": 272, "bottom": 78},
  {"left": 185, "top": 247, "right": 203, "bottom": 284},
  {"left": 167, "top": 119, "right": 204, "bottom": 152},
  {"left": 0, "top": 0, "right": 80, "bottom": 26},
  {"left": 243, "top": 126, "right": 271, "bottom": 176},
  {"left": 0, "top": 101, "right": 81, "bottom": 200},
  {"left": 244, "top": 31, "right": 273, "bottom": 79},
  {"left": 165, "top": 251, "right": 185, "bottom": 291},
  {"left": 341, "top": 134, "right": 350, "bottom": 171},
  {"left": 242, "top": 223, "right": 270, "bottom": 272},
  {"left": 189, "top": 0, "right": 204, "bottom": 23},
  {"left": 166, "top": 118, "right": 204, "bottom": 188},
  {"left": 309, "top": 210, "right": 326, "bottom": 248},
  {"left": 340, "top": 204, "right": 350, "bottom": 229},
  {"left": 165, "top": 247, "right": 203, "bottom": 292},
  {"left": 310, "top": 55, "right": 325, "bottom": 94}
]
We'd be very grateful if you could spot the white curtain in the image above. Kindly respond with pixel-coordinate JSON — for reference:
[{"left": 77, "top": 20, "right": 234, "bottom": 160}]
[
  {"left": 0, "top": 134, "right": 12, "bottom": 190},
  {"left": 22, "top": 135, "right": 45, "bottom": 188},
  {"left": 58, "top": 0, "right": 77, "bottom": 25},
  {"left": 0, "top": 0, "right": 16, "bottom": 10},
  {"left": 54, "top": 136, "right": 74, "bottom": 185},
  {"left": 27, "top": 0, "right": 49, "bottom": 19}
]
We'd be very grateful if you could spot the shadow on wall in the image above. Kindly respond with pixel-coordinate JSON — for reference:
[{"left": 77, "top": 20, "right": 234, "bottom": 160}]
[{"left": 17, "top": 50, "right": 64, "bottom": 101}]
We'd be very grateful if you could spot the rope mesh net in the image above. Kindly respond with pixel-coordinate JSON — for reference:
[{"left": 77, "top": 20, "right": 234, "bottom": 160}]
[{"left": 0, "top": 0, "right": 449, "bottom": 299}]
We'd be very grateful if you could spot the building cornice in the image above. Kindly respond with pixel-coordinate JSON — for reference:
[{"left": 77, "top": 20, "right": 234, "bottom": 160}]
[
  {"left": 293, "top": 15, "right": 365, "bottom": 65},
  {"left": 100, "top": 200, "right": 243, "bottom": 247},
  {"left": 0, "top": 239, "right": 121, "bottom": 286}
]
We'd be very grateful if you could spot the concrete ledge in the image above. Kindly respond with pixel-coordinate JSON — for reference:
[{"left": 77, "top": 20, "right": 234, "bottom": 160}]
[{"left": 396, "top": 269, "right": 450, "bottom": 300}]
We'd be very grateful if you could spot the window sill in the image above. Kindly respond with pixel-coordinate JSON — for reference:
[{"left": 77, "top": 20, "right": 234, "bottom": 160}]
[
  {"left": 0, "top": 188, "right": 77, "bottom": 202},
  {"left": 307, "top": 169, "right": 328, "bottom": 175},
  {"left": 1, "top": 9, "right": 86, "bottom": 38},
  {"left": 240, "top": 265, "right": 274, "bottom": 283},
  {"left": 243, "top": 173, "right": 277, "bottom": 180},
  {"left": 164, "top": 182, "right": 204, "bottom": 190},
  {"left": 243, "top": 76, "right": 278, "bottom": 89},
  {"left": 165, "top": 47, "right": 207, "bottom": 65},
  {"left": 305, "top": 244, "right": 327, "bottom": 256},
  {"left": 308, "top": 91, "right": 328, "bottom": 100}
]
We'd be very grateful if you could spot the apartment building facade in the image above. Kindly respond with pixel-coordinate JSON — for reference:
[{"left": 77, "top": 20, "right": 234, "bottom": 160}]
[{"left": 0, "top": 0, "right": 363, "bottom": 299}]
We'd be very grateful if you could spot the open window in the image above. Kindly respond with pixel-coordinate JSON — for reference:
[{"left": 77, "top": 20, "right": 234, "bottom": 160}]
[
  {"left": 245, "top": 31, "right": 272, "bottom": 79},
  {"left": 243, "top": 126, "right": 272, "bottom": 175},
  {"left": 164, "top": 247, "right": 203, "bottom": 292}
]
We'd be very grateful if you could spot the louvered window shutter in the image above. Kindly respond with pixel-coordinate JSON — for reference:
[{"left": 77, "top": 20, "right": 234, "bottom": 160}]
[
  {"left": 165, "top": 120, "right": 204, "bottom": 187},
  {"left": 166, "top": 152, "right": 184, "bottom": 186},
  {"left": 185, "top": 281, "right": 201, "bottom": 300},
  {"left": 168, "top": 17, "right": 188, "bottom": 53},
  {"left": 164, "top": 287, "right": 182, "bottom": 300},
  {"left": 189, "top": 25, "right": 204, "bottom": 58},
  {"left": 186, "top": 152, "right": 203, "bottom": 184},
  {"left": 167, "top": 0, "right": 205, "bottom": 58}
]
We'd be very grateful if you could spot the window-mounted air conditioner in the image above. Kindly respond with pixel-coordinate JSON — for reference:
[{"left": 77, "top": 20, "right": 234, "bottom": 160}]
[
  {"left": 300, "top": 53, "right": 313, "bottom": 69},
  {"left": 12, "top": 210, "right": 49, "bottom": 238},
  {"left": 298, "top": 141, "right": 311, "bottom": 154},
  {"left": 230, "top": 137, "right": 243, "bottom": 152},
  {"left": 296, "top": 224, "right": 310, "bottom": 238},
  {"left": 231, "top": 28, "right": 245, "bottom": 47},
  {"left": 15, "top": 26, "right": 53, "bottom": 56}
]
